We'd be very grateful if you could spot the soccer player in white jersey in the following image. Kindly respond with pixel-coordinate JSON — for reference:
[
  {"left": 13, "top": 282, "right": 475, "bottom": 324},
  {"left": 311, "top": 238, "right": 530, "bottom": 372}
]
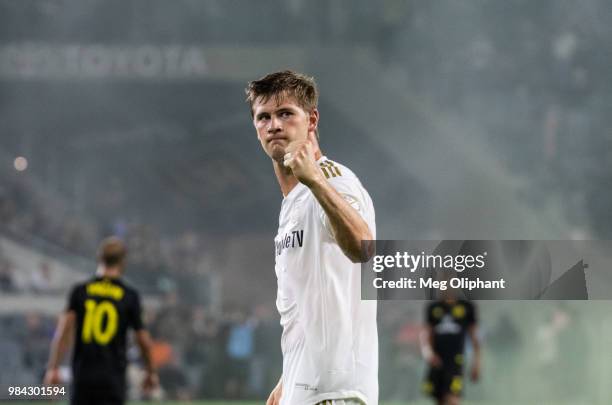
[{"left": 246, "top": 71, "right": 378, "bottom": 405}]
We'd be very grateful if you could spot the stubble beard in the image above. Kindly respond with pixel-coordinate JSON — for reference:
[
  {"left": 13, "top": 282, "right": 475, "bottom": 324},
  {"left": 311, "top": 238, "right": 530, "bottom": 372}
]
[
  {"left": 269, "top": 145, "right": 293, "bottom": 175},
  {"left": 269, "top": 144, "right": 286, "bottom": 164}
]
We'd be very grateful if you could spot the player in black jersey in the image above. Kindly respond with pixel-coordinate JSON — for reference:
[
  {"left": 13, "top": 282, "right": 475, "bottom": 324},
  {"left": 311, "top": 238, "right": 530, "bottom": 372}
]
[
  {"left": 421, "top": 295, "right": 481, "bottom": 405},
  {"left": 44, "top": 237, "right": 158, "bottom": 405}
]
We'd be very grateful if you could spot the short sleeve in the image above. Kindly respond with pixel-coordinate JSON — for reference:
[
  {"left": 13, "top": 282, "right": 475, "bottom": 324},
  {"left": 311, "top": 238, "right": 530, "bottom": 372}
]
[
  {"left": 425, "top": 303, "right": 436, "bottom": 326},
  {"left": 129, "top": 291, "right": 144, "bottom": 331},
  {"left": 329, "top": 177, "right": 367, "bottom": 216},
  {"left": 466, "top": 301, "right": 477, "bottom": 326},
  {"left": 318, "top": 171, "right": 374, "bottom": 239},
  {"left": 66, "top": 285, "right": 80, "bottom": 312}
]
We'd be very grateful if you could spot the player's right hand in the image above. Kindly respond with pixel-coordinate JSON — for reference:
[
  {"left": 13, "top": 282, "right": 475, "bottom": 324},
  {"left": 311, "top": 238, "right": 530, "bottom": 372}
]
[
  {"left": 142, "top": 370, "right": 160, "bottom": 392},
  {"left": 428, "top": 353, "right": 443, "bottom": 368},
  {"left": 266, "top": 380, "right": 283, "bottom": 405},
  {"left": 43, "top": 368, "right": 61, "bottom": 385},
  {"left": 283, "top": 139, "right": 322, "bottom": 188},
  {"left": 470, "top": 362, "right": 481, "bottom": 382}
]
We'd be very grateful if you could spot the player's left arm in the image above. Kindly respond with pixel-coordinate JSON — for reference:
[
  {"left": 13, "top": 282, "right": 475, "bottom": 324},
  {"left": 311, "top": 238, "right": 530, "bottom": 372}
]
[
  {"left": 284, "top": 139, "right": 373, "bottom": 263},
  {"left": 135, "top": 329, "right": 159, "bottom": 391},
  {"left": 420, "top": 326, "right": 442, "bottom": 368},
  {"left": 310, "top": 177, "right": 373, "bottom": 263},
  {"left": 44, "top": 311, "right": 76, "bottom": 384},
  {"left": 130, "top": 292, "right": 159, "bottom": 392},
  {"left": 468, "top": 324, "right": 481, "bottom": 382}
]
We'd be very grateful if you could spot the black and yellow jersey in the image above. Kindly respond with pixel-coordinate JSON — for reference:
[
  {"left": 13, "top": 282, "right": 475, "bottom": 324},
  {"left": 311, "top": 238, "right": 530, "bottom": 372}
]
[
  {"left": 67, "top": 276, "right": 143, "bottom": 385},
  {"left": 426, "top": 300, "right": 476, "bottom": 365}
]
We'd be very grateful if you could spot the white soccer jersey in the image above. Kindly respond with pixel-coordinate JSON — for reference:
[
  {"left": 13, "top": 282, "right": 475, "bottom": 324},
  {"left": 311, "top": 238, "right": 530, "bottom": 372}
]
[{"left": 274, "top": 156, "right": 378, "bottom": 405}]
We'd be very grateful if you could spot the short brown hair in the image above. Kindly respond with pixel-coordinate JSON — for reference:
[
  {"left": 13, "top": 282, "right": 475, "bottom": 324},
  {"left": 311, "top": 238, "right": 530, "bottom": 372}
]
[
  {"left": 97, "top": 237, "right": 127, "bottom": 267},
  {"left": 245, "top": 70, "right": 318, "bottom": 116}
]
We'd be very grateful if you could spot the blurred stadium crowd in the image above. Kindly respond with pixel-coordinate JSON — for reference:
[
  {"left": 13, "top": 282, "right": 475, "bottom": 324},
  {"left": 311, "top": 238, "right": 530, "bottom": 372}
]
[
  {"left": 378, "top": 0, "right": 612, "bottom": 239},
  {"left": 1, "top": 170, "right": 217, "bottom": 297}
]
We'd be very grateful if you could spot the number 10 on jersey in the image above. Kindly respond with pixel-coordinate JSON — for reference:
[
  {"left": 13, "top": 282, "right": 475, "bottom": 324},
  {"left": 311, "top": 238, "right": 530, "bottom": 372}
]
[{"left": 82, "top": 299, "right": 118, "bottom": 345}]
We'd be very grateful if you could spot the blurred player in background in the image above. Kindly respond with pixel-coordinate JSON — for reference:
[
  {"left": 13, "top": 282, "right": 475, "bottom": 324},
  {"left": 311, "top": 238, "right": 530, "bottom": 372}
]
[
  {"left": 246, "top": 70, "right": 378, "bottom": 405},
  {"left": 421, "top": 293, "right": 481, "bottom": 405},
  {"left": 44, "top": 237, "right": 158, "bottom": 405}
]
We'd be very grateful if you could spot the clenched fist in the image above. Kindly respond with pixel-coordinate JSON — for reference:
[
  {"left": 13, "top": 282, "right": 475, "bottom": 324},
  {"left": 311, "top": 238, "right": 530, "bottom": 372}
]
[
  {"left": 43, "top": 368, "right": 62, "bottom": 385},
  {"left": 283, "top": 140, "right": 323, "bottom": 187}
]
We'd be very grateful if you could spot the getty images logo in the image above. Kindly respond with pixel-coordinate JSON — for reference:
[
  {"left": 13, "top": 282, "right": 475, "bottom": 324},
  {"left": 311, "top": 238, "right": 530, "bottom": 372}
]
[{"left": 275, "top": 230, "right": 304, "bottom": 256}]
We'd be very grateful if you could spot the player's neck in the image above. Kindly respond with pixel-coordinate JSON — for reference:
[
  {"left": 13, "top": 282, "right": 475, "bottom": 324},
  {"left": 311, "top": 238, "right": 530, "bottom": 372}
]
[
  {"left": 273, "top": 161, "right": 300, "bottom": 197},
  {"left": 96, "top": 265, "right": 122, "bottom": 279}
]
